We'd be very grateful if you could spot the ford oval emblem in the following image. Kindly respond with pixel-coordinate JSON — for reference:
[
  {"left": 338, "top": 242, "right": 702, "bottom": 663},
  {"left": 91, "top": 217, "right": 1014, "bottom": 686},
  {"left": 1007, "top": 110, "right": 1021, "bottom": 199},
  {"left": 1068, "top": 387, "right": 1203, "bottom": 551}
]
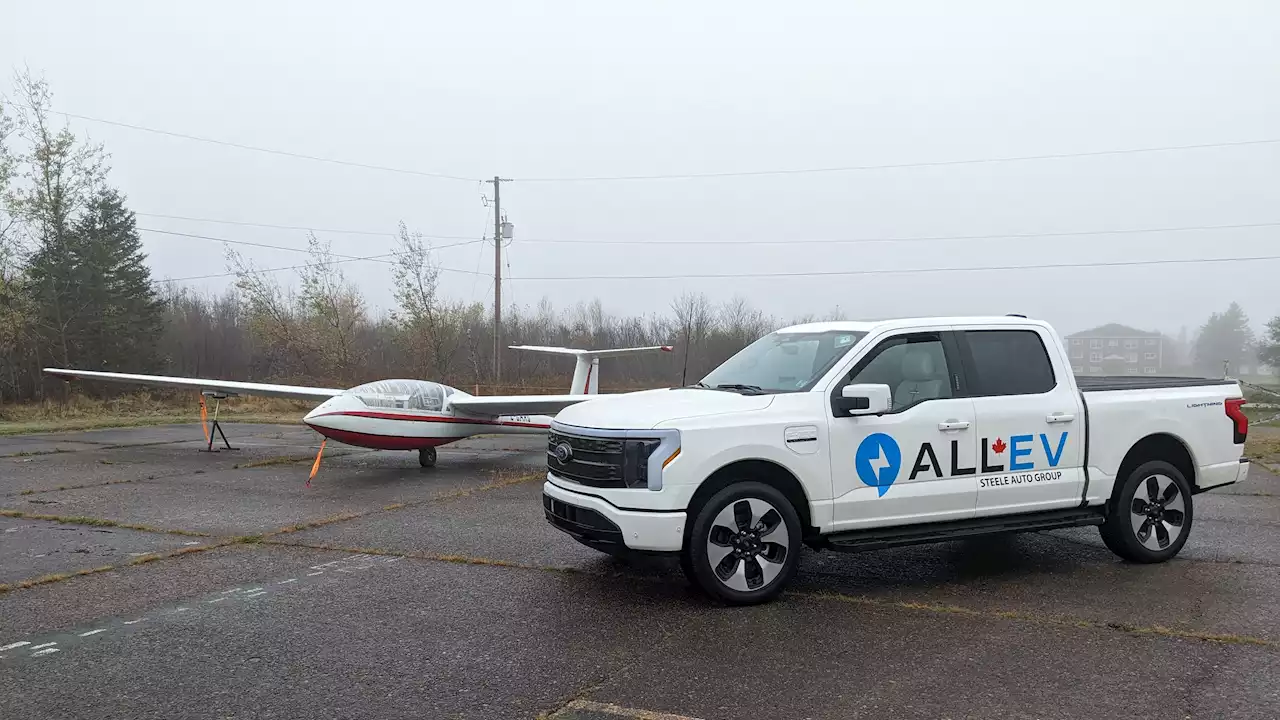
[{"left": 553, "top": 442, "right": 573, "bottom": 464}]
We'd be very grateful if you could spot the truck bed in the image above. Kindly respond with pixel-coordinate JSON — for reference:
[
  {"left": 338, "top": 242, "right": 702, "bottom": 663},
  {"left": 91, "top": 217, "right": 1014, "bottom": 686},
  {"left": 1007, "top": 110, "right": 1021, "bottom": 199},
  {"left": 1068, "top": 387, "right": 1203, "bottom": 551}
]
[{"left": 1075, "top": 375, "right": 1235, "bottom": 392}]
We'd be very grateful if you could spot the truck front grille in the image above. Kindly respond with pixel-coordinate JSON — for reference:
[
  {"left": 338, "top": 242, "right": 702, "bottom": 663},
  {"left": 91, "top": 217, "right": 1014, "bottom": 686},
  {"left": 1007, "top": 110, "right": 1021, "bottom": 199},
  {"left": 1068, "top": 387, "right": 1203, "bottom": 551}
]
[{"left": 546, "top": 429, "right": 625, "bottom": 487}]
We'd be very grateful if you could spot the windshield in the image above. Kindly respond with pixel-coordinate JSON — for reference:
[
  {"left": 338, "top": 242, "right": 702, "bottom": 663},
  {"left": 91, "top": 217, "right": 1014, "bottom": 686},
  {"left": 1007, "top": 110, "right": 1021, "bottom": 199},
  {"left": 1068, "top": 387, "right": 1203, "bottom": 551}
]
[{"left": 699, "top": 330, "right": 867, "bottom": 394}]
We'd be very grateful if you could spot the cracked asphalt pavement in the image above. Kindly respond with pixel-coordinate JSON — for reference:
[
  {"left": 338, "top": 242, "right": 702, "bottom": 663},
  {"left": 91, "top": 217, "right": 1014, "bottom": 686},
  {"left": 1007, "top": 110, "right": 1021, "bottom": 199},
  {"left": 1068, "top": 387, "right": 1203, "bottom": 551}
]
[{"left": 2, "top": 423, "right": 1278, "bottom": 719}]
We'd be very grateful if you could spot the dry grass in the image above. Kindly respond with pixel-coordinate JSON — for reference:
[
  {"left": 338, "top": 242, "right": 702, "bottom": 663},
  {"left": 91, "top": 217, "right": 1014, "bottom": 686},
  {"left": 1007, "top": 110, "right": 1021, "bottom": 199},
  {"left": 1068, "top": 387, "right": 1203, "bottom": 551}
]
[
  {"left": 0, "top": 392, "right": 310, "bottom": 435},
  {"left": 1245, "top": 426, "right": 1280, "bottom": 472},
  {"left": 0, "top": 509, "right": 210, "bottom": 537},
  {"left": 1246, "top": 427, "right": 1280, "bottom": 453},
  {"left": 234, "top": 454, "right": 318, "bottom": 470},
  {"left": 19, "top": 478, "right": 140, "bottom": 496},
  {"left": 3, "top": 448, "right": 71, "bottom": 458},
  {"left": 0, "top": 541, "right": 238, "bottom": 595},
  {"left": 126, "top": 544, "right": 214, "bottom": 566},
  {"left": 270, "top": 511, "right": 365, "bottom": 535},
  {"left": 234, "top": 450, "right": 353, "bottom": 470}
]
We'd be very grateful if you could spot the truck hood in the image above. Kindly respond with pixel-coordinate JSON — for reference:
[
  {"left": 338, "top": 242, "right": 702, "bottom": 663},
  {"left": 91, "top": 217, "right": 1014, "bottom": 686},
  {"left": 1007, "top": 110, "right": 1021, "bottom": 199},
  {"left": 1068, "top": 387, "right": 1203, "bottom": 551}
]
[{"left": 553, "top": 388, "right": 774, "bottom": 430}]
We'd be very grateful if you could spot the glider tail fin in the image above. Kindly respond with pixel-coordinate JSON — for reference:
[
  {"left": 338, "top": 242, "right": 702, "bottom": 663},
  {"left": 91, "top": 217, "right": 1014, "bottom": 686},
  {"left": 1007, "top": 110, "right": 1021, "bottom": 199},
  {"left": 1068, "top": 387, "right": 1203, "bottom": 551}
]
[{"left": 508, "top": 345, "right": 674, "bottom": 395}]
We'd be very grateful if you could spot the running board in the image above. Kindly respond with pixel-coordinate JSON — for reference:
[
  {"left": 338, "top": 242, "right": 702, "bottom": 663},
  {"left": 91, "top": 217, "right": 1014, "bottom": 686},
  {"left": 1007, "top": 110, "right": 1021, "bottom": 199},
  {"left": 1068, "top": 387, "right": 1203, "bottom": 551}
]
[{"left": 819, "top": 507, "right": 1106, "bottom": 553}]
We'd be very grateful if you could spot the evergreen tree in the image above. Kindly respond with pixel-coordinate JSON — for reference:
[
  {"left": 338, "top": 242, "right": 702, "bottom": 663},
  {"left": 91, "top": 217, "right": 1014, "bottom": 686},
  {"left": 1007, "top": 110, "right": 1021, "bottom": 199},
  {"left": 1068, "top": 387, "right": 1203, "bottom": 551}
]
[
  {"left": 25, "top": 188, "right": 161, "bottom": 373},
  {"left": 1192, "top": 302, "right": 1256, "bottom": 376},
  {"left": 73, "top": 188, "right": 163, "bottom": 371},
  {"left": 1260, "top": 315, "right": 1280, "bottom": 370}
]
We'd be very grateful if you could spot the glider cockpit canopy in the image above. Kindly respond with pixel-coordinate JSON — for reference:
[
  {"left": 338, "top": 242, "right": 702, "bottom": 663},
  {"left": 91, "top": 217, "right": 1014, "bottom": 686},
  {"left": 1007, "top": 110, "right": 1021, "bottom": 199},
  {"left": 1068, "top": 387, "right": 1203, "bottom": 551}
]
[{"left": 344, "top": 380, "right": 455, "bottom": 412}]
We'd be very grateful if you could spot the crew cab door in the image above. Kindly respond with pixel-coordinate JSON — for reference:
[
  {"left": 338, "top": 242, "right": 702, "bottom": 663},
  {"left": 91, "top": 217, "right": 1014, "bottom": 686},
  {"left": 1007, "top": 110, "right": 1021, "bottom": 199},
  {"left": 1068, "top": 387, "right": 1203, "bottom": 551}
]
[
  {"left": 954, "top": 326, "right": 1085, "bottom": 515},
  {"left": 827, "top": 329, "right": 978, "bottom": 531}
]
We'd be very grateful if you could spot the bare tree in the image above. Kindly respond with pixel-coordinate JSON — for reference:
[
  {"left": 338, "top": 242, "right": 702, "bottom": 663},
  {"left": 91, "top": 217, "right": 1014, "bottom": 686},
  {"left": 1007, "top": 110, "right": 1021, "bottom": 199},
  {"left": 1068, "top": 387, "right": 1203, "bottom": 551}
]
[
  {"left": 391, "top": 222, "right": 467, "bottom": 379},
  {"left": 670, "top": 291, "right": 717, "bottom": 385},
  {"left": 0, "top": 96, "right": 17, "bottom": 250},
  {"left": 6, "top": 70, "right": 108, "bottom": 245},
  {"left": 297, "top": 233, "right": 366, "bottom": 383},
  {"left": 0, "top": 98, "right": 28, "bottom": 400},
  {"left": 228, "top": 246, "right": 308, "bottom": 379}
]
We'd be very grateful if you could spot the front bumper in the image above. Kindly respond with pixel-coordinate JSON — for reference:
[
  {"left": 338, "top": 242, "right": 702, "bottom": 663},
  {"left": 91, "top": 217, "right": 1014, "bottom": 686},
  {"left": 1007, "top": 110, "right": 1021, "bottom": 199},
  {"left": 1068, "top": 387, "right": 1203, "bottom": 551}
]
[{"left": 542, "top": 480, "right": 686, "bottom": 552}]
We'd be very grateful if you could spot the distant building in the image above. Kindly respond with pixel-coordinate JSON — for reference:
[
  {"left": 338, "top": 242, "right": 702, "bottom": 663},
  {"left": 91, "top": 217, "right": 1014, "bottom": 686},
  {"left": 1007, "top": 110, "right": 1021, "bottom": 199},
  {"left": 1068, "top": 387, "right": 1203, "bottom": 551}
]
[{"left": 1064, "top": 323, "right": 1164, "bottom": 376}]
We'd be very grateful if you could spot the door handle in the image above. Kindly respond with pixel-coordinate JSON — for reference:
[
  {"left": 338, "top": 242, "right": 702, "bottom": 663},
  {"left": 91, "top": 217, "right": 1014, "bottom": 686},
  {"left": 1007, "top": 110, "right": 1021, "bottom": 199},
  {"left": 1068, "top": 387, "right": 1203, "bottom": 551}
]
[
  {"left": 1046, "top": 413, "right": 1076, "bottom": 424},
  {"left": 938, "top": 420, "right": 970, "bottom": 431}
]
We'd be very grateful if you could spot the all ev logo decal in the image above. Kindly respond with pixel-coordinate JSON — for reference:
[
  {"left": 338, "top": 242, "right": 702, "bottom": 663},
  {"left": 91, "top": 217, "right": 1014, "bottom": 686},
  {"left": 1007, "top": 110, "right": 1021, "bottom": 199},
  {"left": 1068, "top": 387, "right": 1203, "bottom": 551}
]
[
  {"left": 856, "top": 431, "right": 1070, "bottom": 497},
  {"left": 855, "top": 433, "right": 902, "bottom": 497}
]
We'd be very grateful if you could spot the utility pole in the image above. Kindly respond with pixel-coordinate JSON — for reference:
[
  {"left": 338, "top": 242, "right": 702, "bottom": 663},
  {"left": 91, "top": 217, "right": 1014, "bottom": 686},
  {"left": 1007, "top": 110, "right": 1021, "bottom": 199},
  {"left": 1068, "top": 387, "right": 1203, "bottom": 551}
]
[{"left": 487, "top": 176, "right": 510, "bottom": 384}]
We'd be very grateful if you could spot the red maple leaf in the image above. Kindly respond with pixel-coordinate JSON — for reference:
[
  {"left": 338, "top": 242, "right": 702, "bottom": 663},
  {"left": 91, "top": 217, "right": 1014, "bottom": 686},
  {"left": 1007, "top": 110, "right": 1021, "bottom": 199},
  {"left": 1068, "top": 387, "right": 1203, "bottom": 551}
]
[{"left": 991, "top": 438, "right": 1007, "bottom": 454}]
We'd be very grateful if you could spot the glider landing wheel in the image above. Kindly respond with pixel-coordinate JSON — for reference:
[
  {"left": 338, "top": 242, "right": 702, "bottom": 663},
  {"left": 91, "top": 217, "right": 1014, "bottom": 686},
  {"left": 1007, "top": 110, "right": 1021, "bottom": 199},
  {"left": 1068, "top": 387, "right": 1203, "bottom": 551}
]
[{"left": 418, "top": 447, "right": 437, "bottom": 468}]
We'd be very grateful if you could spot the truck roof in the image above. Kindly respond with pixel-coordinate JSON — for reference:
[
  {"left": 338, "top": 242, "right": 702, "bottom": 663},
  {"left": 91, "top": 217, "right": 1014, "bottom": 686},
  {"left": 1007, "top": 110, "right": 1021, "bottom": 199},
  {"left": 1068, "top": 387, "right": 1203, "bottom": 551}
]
[{"left": 777, "top": 316, "right": 1048, "bottom": 335}]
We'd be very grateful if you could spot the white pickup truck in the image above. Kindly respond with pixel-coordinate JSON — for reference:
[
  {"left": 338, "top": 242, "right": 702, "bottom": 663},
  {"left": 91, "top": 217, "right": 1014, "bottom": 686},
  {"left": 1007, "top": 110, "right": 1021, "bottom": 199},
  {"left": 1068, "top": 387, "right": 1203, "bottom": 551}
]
[{"left": 541, "top": 315, "right": 1252, "bottom": 604}]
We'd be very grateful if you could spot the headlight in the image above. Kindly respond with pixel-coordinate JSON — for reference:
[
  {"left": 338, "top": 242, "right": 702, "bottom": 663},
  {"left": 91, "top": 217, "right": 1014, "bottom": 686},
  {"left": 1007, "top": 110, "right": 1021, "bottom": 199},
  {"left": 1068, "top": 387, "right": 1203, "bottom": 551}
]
[{"left": 622, "top": 439, "right": 660, "bottom": 489}]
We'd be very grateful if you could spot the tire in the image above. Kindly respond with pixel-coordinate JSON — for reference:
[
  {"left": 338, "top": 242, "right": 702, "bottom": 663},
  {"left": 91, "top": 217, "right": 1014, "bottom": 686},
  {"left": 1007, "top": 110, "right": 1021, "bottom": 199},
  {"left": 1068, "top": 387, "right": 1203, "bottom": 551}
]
[
  {"left": 683, "top": 481, "right": 802, "bottom": 605},
  {"left": 1099, "top": 460, "right": 1193, "bottom": 563},
  {"left": 419, "top": 447, "right": 437, "bottom": 468}
]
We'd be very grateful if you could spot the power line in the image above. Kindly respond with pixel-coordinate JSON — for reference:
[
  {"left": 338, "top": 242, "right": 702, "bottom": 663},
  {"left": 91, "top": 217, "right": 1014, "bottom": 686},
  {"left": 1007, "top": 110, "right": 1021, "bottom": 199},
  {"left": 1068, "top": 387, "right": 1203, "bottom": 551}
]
[
  {"left": 470, "top": 207, "right": 492, "bottom": 301},
  {"left": 148, "top": 231, "right": 489, "bottom": 284},
  {"left": 513, "top": 220, "right": 1280, "bottom": 246},
  {"left": 157, "top": 255, "right": 395, "bottom": 284},
  {"left": 161, "top": 256, "right": 488, "bottom": 284},
  {"left": 139, "top": 227, "right": 391, "bottom": 265},
  {"left": 148, "top": 230, "right": 1280, "bottom": 284},
  {"left": 136, "top": 212, "right": 406, "bottom": 238},
  {"left": 134, "top": 214, "right": 1280, "bottom": 247},
  {"left": 135, "top": 211, "right": 488, "bottom": 242},
  {"left": 42, "top": 106, "right": 478, "bottom": 182},
  {"left": 28, "top": 105, "right": 1280, "bottom": 185},
  {"left": 506, "top": 254, "right": 1280, "bottom": 281},
  {"left": 138, "top": 227, "right": 487, "bottom": 259},
  {"left": 513, "top": 137, "right": 1280, "bottom": 182}
]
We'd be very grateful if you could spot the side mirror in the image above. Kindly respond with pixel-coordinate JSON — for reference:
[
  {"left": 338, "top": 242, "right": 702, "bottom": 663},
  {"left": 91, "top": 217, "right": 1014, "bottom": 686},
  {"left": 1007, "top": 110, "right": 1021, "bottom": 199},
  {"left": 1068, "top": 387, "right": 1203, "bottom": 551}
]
[{"left": 833, "top": 383, "right": 891, "bottom": 417}]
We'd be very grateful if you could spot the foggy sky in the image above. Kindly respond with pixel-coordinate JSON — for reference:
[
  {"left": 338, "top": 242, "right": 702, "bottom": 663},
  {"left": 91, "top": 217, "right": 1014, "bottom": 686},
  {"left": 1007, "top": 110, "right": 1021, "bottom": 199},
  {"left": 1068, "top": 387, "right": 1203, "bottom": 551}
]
[{"left": 2, "top": 0, "right": 1277, "bottom": 337}]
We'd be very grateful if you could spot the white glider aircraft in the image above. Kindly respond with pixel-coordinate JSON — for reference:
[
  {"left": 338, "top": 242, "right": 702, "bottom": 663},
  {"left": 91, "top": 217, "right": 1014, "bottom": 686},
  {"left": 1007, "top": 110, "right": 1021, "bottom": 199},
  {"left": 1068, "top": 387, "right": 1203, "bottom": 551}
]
[{"left": 44, "top": 344, "right": 671, "bottom": 468}]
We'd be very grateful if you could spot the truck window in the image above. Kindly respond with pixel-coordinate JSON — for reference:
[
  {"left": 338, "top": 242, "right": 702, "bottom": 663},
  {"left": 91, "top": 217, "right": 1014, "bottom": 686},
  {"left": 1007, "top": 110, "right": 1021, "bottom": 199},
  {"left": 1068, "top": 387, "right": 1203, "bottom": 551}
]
[
  {"left": 701, "top": 330, "right": 867, "bottom": 393},
  {"left": 846, "top": 333, "right": 952, "bottom": 411},
  {"left": 962, "top": 330, "right": 1056, "bottom": 396}
]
